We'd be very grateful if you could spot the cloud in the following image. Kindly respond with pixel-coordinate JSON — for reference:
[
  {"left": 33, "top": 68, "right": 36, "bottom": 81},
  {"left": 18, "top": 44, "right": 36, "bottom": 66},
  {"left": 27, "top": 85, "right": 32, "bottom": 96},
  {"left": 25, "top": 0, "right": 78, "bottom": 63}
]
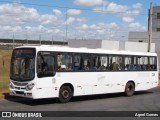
[
  {"left": 93, "top": 2, "right": 142, "bottom": 23},
  {"left": 47, "top": 29, "right": 61, "bottom": 34},
  {"left": 132, "top": 3, "right": 142, "bottom": 10},
  {"left": 77, "top": 18, "right": 88, "bottom": 23},
  {"left": 0, "top": 3, "right": 39, "bottom": 23},
  {"left": 0, "top": 3, "right": 66, "bottom": 40},
  {"left": 120, "top": 4, "right": 141, "bottom": 23},
  {"left": 122, "top": 17, "right": 134, "bottom": 23},
  {"left": 66, "top": 17, "right": 75, "bottom": 25},
  {"left": 93, "top": 2, "right": 128, "bottom": 13},
  {"left": 106, "top": 2, "right": 128, "bottom": 13},
  {"left": 1, "top": 25, "right": 22, "bottom": 32},
  {"left": 53, "top": 9, "right": 62, "bottom": 16},
  {"left": 0, "top": 2, "right": 146, "bottom": 41},
  {"left": 75, "top": 22, "right": 117, "bottom": 31},
  {"left": 38, "top": 14, "right": 57, "bottom": 25},
  {"left": 81, "top": 24, "right": 89, "bottom": 30},
  {"left": 74, "top": 0, "right": 103, "bottom": 6},
  {"left": 128, "top": 22, "right": 146, "bottom": 31},
  {"left": 67, "top": 9, "right": 81, "bottom": 16}
]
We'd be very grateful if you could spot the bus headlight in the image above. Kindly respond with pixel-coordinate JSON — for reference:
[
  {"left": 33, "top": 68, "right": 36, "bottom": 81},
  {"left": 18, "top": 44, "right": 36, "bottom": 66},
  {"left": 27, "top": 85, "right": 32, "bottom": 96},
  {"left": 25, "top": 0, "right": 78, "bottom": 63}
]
[
  {"left": 26, "top": 83, "right": 35, "bottom": 91},
  {"left": 9, "top": 82, "right": 14, "bottom": 89}
]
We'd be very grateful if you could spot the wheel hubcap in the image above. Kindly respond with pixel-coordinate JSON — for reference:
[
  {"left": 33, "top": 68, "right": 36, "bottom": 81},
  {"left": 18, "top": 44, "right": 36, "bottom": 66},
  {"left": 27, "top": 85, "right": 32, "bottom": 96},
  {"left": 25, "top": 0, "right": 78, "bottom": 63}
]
[
  {"left": 128, "top": 85, "right": 133, "bottom": 92},
  {"left": 62, "top": 90, "right": 69, "bottom": 99}
]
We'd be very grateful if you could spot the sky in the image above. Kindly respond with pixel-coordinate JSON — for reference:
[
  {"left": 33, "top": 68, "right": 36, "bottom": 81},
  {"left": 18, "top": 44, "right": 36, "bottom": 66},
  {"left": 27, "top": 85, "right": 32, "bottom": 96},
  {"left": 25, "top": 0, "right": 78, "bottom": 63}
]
[{"left": 0, "top": 0, "right": 159, "bottom": 41}]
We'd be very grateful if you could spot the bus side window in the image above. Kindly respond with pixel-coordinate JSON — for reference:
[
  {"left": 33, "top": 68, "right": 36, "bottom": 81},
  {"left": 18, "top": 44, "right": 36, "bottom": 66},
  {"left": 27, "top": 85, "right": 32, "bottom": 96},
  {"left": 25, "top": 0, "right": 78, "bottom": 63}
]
[
  {"left": 37, "top": 52, "right": 55, "bottom": 77},
  {"left": 92, "top": 55, "right": 99, "bottom": 70},
  {"left": 124, "top": 56, "right": 136, "bottom": 71},
  {"left": 138, "top": 57, "right": 149, "bottom": 70},
  {"left": 57, "top": 53, "right": 73, "bottom": 71},
  {"left": 79, "top": 54, "right": 91, "bottom": 71},
  {"left": 109, "top": 56, "right": 122, "bottom": 71},
  {"left": 98, "top": 56, "right": 108, "bottom": 71},
  {"left": 149, "top": 57, "right": 157, "bottom": 70},
  {"left": 73, "top": 55, "right": 81, "bottom": 71}
]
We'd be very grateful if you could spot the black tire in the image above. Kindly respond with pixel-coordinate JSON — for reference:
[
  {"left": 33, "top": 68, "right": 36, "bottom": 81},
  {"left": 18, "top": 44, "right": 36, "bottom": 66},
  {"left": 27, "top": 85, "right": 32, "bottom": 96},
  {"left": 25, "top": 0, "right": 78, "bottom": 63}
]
[
  {"left": 59, "top": 86, "right": 73, "bottom": 103},
  {"left": 125, "top": 82, "right": 135, "bottom": 96}
]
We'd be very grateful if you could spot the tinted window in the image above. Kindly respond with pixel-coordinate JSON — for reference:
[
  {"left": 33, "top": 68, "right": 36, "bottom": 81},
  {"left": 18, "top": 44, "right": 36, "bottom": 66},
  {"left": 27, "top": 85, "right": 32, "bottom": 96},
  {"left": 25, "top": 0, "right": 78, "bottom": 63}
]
[
  {"left": 149, "top": 57, "right": 157, "bottom": 70},
  {"left": 109, "top": 56, "right": 123, "bottom": 71},
  {"left": 124, "top": 56, "right": 137, "bottom": 70},
  {"left": 137, "top": 56, "right": 149, "bottom": 70},
  {"left": 37, "top": 52, "right": 55, "bottom": 77},
  {"left": 57, "top": 53, "right": 73, "bottom": 71},
  {"left": 10, "top": 48, "right": 36, "bottom": 81}
]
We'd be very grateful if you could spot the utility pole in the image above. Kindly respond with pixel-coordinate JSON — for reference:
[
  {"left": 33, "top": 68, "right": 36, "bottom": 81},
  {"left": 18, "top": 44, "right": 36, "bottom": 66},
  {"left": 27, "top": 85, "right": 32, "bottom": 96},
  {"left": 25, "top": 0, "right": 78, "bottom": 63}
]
[
  {"left": 65, "top": 7, "right": 68, "bottom": 43},
  {"left": 26, "top": 33, "right": 28, "bottom": 45},
  {"left": 13, "top": 34, "right": 15, "bottom": 49},
  {"left": 39, "top": 34, "right": 41, "bottom": 45},
  {"left": 148, "top": 2, "right": 152, "bottom": 52},
  {"left": 52, "top": 35, "right": 53, "bottom": 45}
]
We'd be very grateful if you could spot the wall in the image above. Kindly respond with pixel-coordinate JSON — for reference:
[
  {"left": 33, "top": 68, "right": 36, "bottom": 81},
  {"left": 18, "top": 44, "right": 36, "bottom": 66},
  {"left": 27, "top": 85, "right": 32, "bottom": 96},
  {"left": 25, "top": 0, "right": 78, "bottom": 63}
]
[
  {"left": 125, "top": 42, "right": 155, "bottom": 52},
  {"left": 101, "top": 40, "right": 119, "bottom": 50},
  {"left": 68, "top": 39, "right": 101, "bottom": 49}
]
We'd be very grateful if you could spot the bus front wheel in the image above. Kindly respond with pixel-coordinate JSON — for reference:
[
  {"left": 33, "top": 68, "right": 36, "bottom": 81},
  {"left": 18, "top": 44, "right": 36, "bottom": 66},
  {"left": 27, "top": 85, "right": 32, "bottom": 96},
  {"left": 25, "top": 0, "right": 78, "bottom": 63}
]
[
  {"left": 59, "top": 86, "right": 73, "bottom": 103},
  {"left": 125, "top": 82, "right": 135, "bottom": 96}
]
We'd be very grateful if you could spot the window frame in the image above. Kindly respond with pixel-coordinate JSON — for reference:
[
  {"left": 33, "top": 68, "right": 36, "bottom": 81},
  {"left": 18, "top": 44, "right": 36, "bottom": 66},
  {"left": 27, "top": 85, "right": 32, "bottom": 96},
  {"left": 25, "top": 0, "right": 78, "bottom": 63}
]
[
  {"left": 37, "top": 51, "right": 56, "bottom": 78},
  {"left": 157, "top": 13, "right": 160, "bottom": 19},
  {"left": 156, "top": 28, "right": 160, "bottom": 32},
  {"left": 54, "top": 51, "right": 157, "bottom": 72},
  {"left": 56, "top": 52, "right": 73, "bottom": 71},
  {"left": 124, "top": 55, "right": 137, "bottom": 71}
]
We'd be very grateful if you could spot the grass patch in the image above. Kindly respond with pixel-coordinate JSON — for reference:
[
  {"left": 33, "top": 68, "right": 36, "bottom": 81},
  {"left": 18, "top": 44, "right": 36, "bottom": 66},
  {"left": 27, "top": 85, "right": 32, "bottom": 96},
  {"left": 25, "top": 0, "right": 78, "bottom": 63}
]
[{"left": 0, "top": 50, "right": 12, "bottom": 98}]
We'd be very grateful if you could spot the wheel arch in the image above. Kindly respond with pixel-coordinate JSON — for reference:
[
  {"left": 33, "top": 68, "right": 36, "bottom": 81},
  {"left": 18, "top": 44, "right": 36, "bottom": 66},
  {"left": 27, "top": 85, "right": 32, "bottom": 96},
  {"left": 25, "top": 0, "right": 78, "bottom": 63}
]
[
  {"left": 125, "top": 80, "right": 135, "bottom": 91},
  {"left": 126, "top": 80, "right": 135, "bottom": 86},
  {"left": 60, "top": 83, "right": 74, "bottom": 95}
]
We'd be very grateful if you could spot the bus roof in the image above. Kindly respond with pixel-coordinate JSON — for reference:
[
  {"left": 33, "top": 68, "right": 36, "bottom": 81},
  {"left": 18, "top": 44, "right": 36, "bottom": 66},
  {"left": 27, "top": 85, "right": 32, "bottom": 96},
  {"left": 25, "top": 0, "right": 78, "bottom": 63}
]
[{"left": 15, "top": 45, "right": 157, "bottom": 56}]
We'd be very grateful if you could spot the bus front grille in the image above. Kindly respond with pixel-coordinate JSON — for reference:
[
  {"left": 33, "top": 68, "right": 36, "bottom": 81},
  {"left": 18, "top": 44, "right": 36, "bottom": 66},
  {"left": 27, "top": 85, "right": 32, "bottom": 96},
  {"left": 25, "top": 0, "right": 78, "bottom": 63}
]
[
  {"left": 12, "top": 81, "right": 28, "bottom": 86},
  {"left": 15, "top": 91, "right": 24, "bottom": 95}
]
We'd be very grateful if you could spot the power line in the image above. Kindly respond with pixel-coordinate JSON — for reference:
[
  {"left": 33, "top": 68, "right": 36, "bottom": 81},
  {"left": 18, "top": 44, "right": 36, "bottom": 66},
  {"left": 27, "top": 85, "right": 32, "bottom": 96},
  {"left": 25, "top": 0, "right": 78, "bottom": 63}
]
[{"left": 0, "top": 0, "right": 151, "bottom": 16}]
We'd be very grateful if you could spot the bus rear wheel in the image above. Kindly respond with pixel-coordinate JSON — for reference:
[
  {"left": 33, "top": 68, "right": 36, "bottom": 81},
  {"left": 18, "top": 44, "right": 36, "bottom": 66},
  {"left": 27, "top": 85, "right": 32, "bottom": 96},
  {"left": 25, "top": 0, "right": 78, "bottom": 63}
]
[
  {"left": 59, "top": 86, "right": 73, "bottom": 103},
  {"left": 125, "top": 82, "right": 135, "bottom": 96}
]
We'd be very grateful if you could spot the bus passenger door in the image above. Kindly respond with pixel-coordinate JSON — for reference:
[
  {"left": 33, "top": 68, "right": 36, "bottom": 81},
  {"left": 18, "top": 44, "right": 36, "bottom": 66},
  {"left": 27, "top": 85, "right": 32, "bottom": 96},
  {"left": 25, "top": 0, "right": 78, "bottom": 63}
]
[{"left": 36, "top": 51, "right": 57, "bottom": 98}]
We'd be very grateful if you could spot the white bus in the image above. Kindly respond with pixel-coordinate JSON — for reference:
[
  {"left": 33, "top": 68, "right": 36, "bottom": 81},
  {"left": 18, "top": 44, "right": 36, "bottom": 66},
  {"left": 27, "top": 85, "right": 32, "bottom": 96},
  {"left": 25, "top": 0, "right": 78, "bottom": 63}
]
[{"left": 9, "top": 45, "right": 159, "bottom": 103}]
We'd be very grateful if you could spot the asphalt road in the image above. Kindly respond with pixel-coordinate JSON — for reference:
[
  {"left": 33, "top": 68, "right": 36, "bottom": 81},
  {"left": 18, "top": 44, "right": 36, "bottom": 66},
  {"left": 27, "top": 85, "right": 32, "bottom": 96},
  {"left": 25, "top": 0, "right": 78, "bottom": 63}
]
[
  {"left": 0, "top": 88, "right": 160, "bottom": 119},
  {"left": 0, "top": 88, "right": 160, "bottom": 111}
]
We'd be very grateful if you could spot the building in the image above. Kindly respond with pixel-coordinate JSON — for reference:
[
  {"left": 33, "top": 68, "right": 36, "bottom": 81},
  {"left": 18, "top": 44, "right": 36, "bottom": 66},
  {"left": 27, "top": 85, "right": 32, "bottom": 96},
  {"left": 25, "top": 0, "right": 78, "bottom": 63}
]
[
  {"left": 129, "top": 5, "right": 160, "bottom": 65},
  {"left": 149, "top": 6, "right": 160, "bottom": 32},
  {"left": 68, "top": 39, "right": 155, "bottom": 52}
]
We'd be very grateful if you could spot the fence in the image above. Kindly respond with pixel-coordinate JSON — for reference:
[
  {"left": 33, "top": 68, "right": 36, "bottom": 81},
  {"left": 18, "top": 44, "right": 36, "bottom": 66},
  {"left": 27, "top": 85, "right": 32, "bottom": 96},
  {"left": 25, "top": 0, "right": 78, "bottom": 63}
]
[{"left": 0, "top": 38, "right": 68, "bottom": 50}]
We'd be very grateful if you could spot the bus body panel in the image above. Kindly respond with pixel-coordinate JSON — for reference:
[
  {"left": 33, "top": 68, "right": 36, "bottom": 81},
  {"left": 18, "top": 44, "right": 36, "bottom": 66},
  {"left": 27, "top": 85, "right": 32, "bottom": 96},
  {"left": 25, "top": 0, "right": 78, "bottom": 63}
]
[
  {"left": 9, "top": 70, "right": 158, "bottom": 99},
  {"left": 9, "top": 46, "right": 159, "bottom": 100}
]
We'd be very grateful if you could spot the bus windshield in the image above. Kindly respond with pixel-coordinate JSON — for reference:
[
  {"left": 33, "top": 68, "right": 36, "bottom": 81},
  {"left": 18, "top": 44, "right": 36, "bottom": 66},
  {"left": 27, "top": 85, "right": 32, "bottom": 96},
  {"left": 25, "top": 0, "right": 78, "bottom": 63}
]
[{"left": 10, "top": 48, "right": 36, "bottom": 81}]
